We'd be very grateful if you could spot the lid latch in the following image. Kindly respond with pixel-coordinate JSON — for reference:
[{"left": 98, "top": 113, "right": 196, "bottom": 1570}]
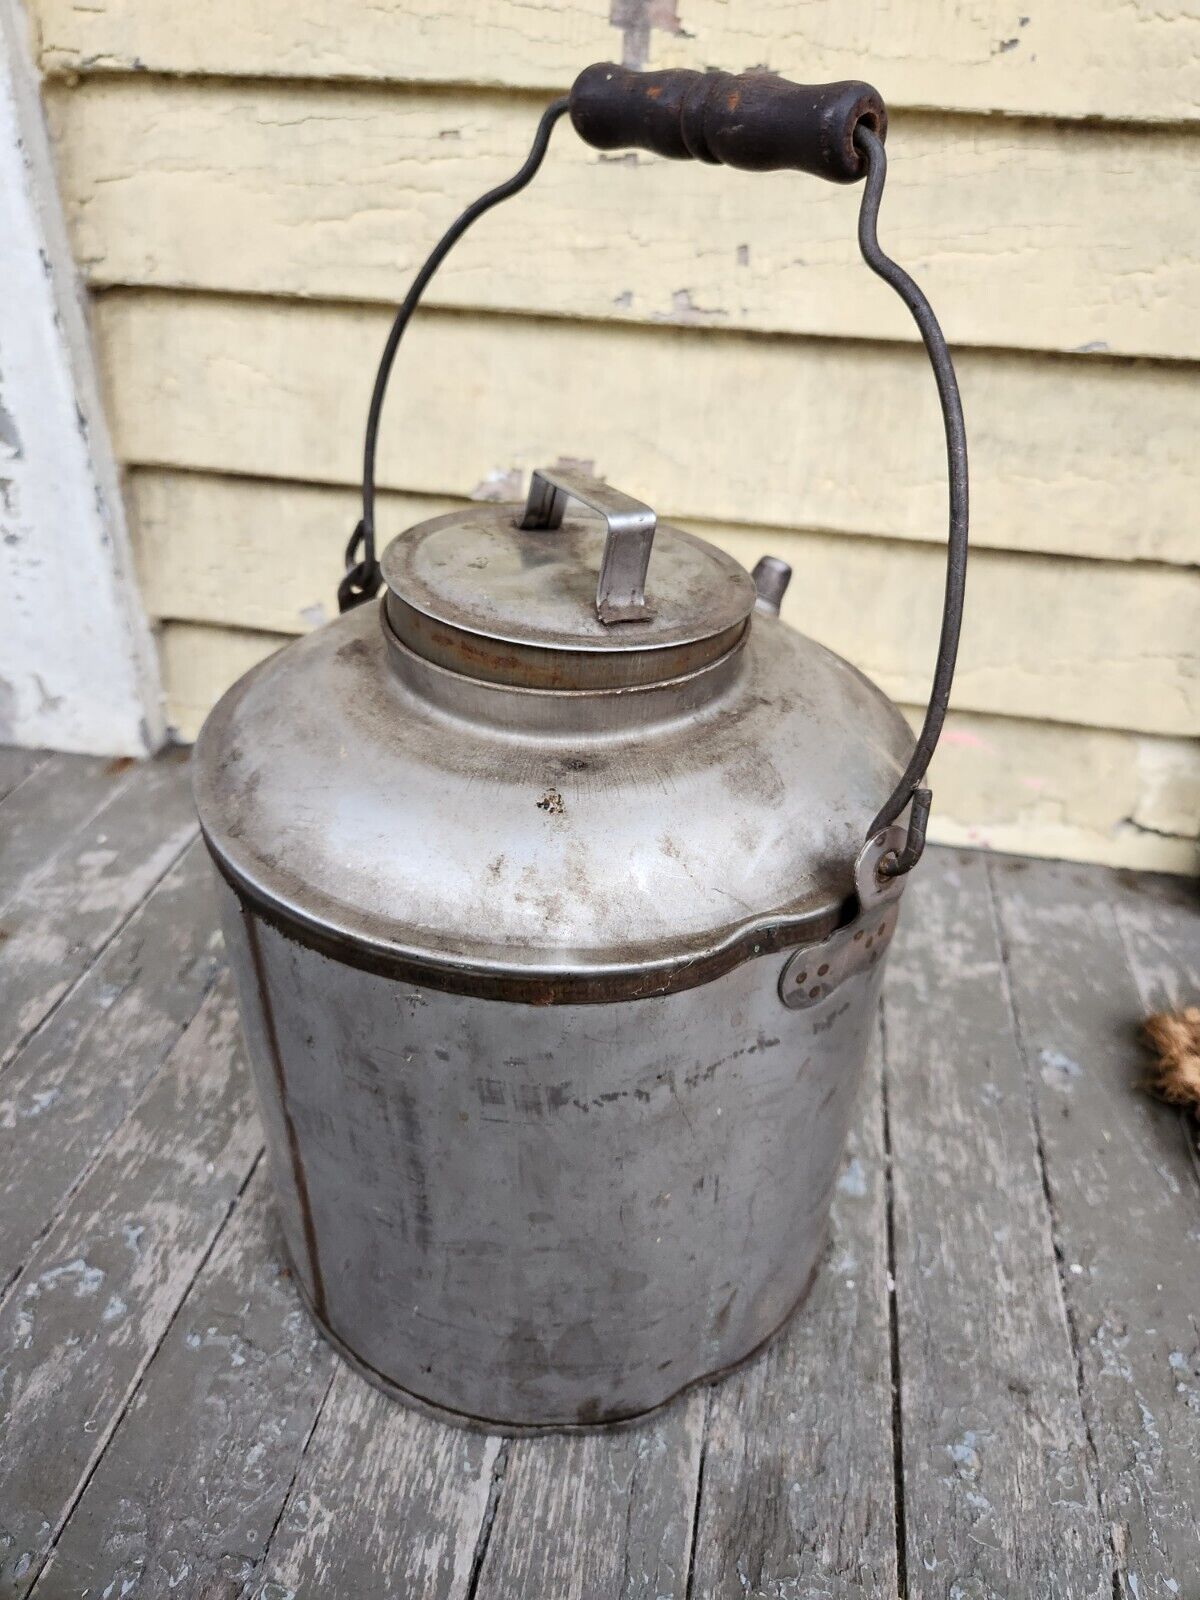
[{"left": 520, "top": 467, "right": 657, "bottom": 625}]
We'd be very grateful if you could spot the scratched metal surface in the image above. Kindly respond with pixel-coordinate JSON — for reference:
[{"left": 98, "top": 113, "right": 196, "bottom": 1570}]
[{"left": 1, "top": 747, "right": 1198, "bottom": 1599}]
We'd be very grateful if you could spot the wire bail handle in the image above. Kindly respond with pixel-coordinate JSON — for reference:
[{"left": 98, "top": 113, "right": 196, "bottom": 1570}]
[{"left": 342, "top": 64, "right": 968, "bottom": 883}]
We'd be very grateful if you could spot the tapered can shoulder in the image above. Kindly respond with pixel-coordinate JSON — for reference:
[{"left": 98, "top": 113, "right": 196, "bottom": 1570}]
[{"left": 193, "top": 599, "right": 911, "bottom": 996}]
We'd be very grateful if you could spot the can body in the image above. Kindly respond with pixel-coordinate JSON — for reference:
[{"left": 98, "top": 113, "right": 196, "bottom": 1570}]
[{"left": 219, "top": 877, "right": 888, "bottom": 1429}]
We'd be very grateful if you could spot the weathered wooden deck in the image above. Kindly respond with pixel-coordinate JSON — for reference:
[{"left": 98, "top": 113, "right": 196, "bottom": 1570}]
[{"left": 0, "top": 744, "right": 1197, "bottom": 1599}]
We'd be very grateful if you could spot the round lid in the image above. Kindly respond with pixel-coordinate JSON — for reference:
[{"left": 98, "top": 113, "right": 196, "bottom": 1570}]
[{"left": 381, "top": 469, "right": 756, "bottom": 691}]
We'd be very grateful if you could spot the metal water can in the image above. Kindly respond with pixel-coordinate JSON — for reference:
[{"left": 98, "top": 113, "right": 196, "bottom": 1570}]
[{"left": 193, "top": 61, "right": 968, "bottom": 1430}]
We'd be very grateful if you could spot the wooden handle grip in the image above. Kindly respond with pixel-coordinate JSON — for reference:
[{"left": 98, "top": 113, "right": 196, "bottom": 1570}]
[{"left": 568, "top": 63, "right": 886, "bottom": 183}]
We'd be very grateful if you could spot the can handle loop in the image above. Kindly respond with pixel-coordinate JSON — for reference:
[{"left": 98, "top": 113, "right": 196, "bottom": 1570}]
[{"left": 341, "top": 71, "right": 968, "bottom": 882}]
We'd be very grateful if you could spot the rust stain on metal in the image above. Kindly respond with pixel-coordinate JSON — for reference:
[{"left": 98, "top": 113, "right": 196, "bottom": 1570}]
[
  {"left": 537, "top": 788, "right": 565, "bottom": 815},
  {"left": 242, "top": 906, "right": 329, "bottom": 1322}
]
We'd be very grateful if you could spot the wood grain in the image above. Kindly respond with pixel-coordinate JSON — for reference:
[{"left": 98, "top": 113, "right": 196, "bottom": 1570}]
[
  {"left": 32, "top": 1167, "right": 333, "bottom": 1600},
  {"left": 28, "top": 0, "right": 1200, "bottom": 123},
  {"left": 0, "top": 750, "right": 197, "bottom": 1068},
  {"left": 474, "top": 1394, "right": 705, "bottom": 1598},
  {"left": 95, "top": 290, "right": 1198, "bottom": 568},
  {"left": 883, "top": 850, "right": 1107, "bottom": 1595},
  {"left": 0, "top": 751, "right": 132, "bottom": 914},
  {"left": 44, "top": 81, "right": 1200, "bottom": 364},
  {"left": 0, "top": 748, "right": 45, "bottom": 806},
  {"left": 0, "top": 977, "right": 261, "bottom": 1597},
  {"left": 688, "top": 1031, "right": 897, "bottom": 1598},
  {"left": 252, "top": 1369, "right": 502, "bottom": 1599},
  {"left": 0, "top": 839, "right": 222, "bottom": 1298},
  {"left": 988, "top": 856, "right": 1200, "bottom": 1593}
]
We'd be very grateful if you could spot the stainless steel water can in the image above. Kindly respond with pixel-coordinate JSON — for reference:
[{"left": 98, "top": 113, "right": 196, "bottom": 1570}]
[
  {"left": 194, "top": 469, "right": 918, "bottom": 1429},
  {"left": 193, "top": 60, "right": 969, "bottom": 1430}
]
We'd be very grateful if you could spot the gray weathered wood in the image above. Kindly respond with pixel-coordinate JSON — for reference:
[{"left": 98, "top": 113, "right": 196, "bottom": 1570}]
[
  {"left": 473, "top": 1393, "right": 706, "bottom": 1599},
  {"left": 989, "top": 854, "right": 1200, "bottom": 1594},
  {"left": 0, "top": 749, "right": 1197, "bottom": 1597},
  {"left": 0, "top": 751, "right": 129, "bottom": 913},
  {"left": 884, "top": 850, "right": 1107, "bottom": 1595},
  {"left": 1112, "top": 866, "right": 1200, "bottom": 1184},
  {"left": 687, "top": 1030, "right": 897, "bottom": 1600},
  {"left": 0, "top": 977, "right": 261, "bottom": 1598},
  {"left": 0, "top": 838, "right": 221, "bottom": 1298},
  {"left": 0, "top": 747, "right": 46, "bottom": 806},
  {"left": 0, "top": 749, "right": 196, "bottom": 1067},
  {"left": 251, "top": 1369, "right": 503, "bottom": 1600},
  {"left": 32, "top": 1167, "right": 333, "bottom": 1600}
]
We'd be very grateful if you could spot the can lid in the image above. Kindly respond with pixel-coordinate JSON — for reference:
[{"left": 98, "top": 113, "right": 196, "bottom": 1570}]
[{"left": 381, "top": 468, "right": 756, "bottom": 690}]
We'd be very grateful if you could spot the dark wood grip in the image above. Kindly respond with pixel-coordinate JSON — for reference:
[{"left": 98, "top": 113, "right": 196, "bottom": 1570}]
[{"left": 568, "top": 63, "right": 886, "bottom": 183}]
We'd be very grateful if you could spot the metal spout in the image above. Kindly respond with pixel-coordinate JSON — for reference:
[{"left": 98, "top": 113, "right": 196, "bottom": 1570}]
[{"left": 752, "top": 556, "right": 792, "bottom": 617}]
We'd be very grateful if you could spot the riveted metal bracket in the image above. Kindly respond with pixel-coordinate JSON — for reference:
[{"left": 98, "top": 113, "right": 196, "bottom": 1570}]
[
  {"left": 855, "top": 823, "right": 908, "bottom": 912},
  {"left": 778, "top": 901, "right": 901, "bottom": 1010}
]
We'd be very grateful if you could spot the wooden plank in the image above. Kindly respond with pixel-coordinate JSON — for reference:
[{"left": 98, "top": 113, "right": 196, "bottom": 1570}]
[
  {"left": 1109, "top": 867, "right": 1200, "bottom": 1180},
  {"left": 27, "top": 0, "right": 1200, "bottom": 123},
  {"left": 251, "top": 1369, "right": 502, "bottom": 1599},
  {"left": 95, "top": 290, "right": 1198, "bottom": 567},
  {"left": 988, "top": 855, "right": 1200, "bottom": 1593},
  {"left": 687, "top": 1031, "right": 897, "bottom": 1598},
  {"left": 0, "top": 751, "right": 132, "bottom": 914},
  {"left": 0, "top": 746, "right": 46, "bottom": 805},
  {"left": 883, "top": 849, "right": 1107, "bottom": 1593},
  {"left": 473, "top": 1395, "right": 705, "bottom": 1598},
  {"left": 32, "top": 1167, "right": 334, "bottom": 1600},
  {"left": 1111, "top": 867, "right": 1200, "bottom": 1017},
  {"left": 0, "top": 750, "right": 197, "bottom": 1068},
  {"left": 45, "top": 81, "right": 1200, "bottom": 365},
  {"left": 0, "top": 976, "right": 261, "bottom": 1597},
  {"left": 130, "top": 470, "right": 1200, "bottom": 737},
  {"left": 154, "top": 619, "right": 1200, "bottom": 876},
  {"left": 0, "top": 837, "right": 221, "bottom": 1298}
]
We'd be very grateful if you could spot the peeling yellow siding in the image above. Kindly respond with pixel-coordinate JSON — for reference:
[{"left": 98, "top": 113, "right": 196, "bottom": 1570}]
[
  {"left": 29, "top": 0, "right": 1200, "bottom": 122},
  {"left": 30, "top": 2, "right": 1200, "bottom": 869},
  {"left": 130, "top": 470, "right": 1198, "bottom": 737},
  {"left": 96, "top": 291, "right": 1198, "bottom": 567},
  {"left": 44, "top": 80, "right": 1200, "bottom": 363}
]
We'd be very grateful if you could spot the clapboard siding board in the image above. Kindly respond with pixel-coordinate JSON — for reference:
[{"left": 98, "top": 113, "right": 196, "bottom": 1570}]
[
  {"left": 127, "top": 470, "right": 1199, "bottom": 738},
  {"left": 43, "top": 80, "right": 1200, "bottom": 365},
  {"left": 27, "top": 0, "right": 1200, "bottom": 123},
  {"left": 95, "top": 291, "right": 1197, "bottom": 568},
  {"left": 154, "top": 620, "right": 1200, "bottom": 875}
]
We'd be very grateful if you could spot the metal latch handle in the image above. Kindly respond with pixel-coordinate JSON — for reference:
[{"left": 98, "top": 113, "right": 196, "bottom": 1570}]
[{"left": 520, "top": 468, "right": 656, "bottom": 625}]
